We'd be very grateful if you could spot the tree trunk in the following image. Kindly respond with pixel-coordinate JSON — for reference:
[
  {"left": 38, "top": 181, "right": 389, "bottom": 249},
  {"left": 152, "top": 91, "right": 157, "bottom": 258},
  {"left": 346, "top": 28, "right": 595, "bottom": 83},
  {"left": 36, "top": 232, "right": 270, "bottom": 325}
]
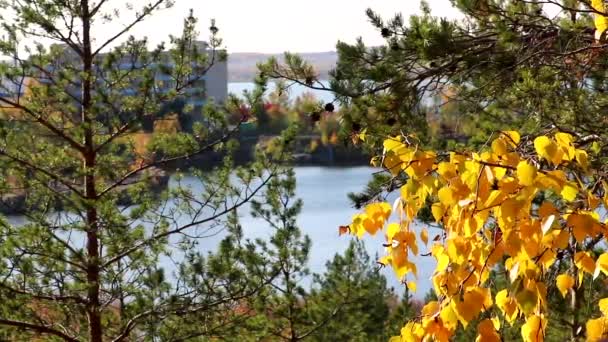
[
  {"left": 570, "top": 242, "right": 581, "bottom": 341},
  {"left": 86, "top": 204, "right": 102, "bottom": 342},
  {"left": 81, "top": 0, "right": 102, "bottom": 340}
]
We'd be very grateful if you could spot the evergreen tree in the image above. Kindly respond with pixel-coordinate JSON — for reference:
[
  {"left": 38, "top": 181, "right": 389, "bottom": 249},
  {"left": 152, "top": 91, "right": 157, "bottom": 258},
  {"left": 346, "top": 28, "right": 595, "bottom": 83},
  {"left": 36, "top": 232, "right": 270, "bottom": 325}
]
[
  {"left": 259, "top": 1, "right": 608, "bottom": 340},
  {"left": 231, "top": 168, "right": 350, "bottom": 342},
  {"left": 386, "top": 289, "right": 421, "bottom": 338},
  {"left": 308, "top": 241, "right": 393, "bottom": 342},
  {"left": 223, "top": 170, "right": 401, "bottom": 342},
  {"left": 260, "top": 0, "right": 608, "bottom": 152},
  {"left": 0, "top": 1, "right": 292, "bottom": 340},
  {"left": 247, "top": 169, "right": 315, "bottom": 341}
]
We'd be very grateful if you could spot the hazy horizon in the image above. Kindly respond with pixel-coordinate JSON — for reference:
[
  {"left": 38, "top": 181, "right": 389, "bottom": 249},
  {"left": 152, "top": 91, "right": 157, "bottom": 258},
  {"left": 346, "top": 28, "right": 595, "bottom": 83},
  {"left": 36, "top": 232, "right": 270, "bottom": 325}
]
[
  {"left": 4, "top": 0, "right": 461, "bottom": 55},
  {"left": 157, "top": 0, "right": 461, "bottom": 53},
  {"left": 229, "top": 51, "right": 337, "bottom": 54}
]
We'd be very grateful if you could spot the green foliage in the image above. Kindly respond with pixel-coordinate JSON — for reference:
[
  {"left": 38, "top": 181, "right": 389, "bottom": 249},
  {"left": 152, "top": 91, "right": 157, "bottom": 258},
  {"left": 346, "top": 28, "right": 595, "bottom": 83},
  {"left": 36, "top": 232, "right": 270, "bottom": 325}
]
[
  {"left": 308, "top": 241, "right": 394, "bottom": 341},
  {"left": 0, "top": 1, "right": 301, "bottom": 341},
  {"left": 260, "top": 0, "right": 608, "bottom": 159},
  {"left": 219, "top": 170, "right": 406, "bottom": 341},
  {"left": 386, "top": 289, "right": 422, "bottom": 338},
  {"left": 259, "top": 1, "right": 608, "bottom": 340}
]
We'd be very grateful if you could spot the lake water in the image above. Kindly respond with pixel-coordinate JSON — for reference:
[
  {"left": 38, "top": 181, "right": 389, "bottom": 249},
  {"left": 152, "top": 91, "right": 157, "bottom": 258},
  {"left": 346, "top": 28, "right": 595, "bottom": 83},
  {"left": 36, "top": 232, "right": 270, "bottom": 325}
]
[
  {"left": 228, "top": 81, "right": 335, "bottom": 105},
  {"left": 5, "top": 166, "right": 436, "bottom": 298},
  {"left": 228, "top": 81, "right": 435, "bottom": 107},
  {"left": 180, "top": 166, "right": 437, "bottom": 298},
  {"left": 222, "top": 83, "right": 437, "bottom": 296}
]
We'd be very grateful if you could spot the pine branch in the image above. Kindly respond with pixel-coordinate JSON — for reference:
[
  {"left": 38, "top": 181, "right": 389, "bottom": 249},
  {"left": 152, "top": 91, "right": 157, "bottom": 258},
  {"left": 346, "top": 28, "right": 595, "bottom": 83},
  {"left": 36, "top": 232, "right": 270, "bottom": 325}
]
[
  {"left": 92, "top": 0, "right": 167, "bottom": 56},
  {"left": 101, "top": 170, "right": 277, "bottom": 268},
  {"left": 111, "top": 275, "right": 278, "bottom": 342},
  {"left": 0, "top": 318, "right": 79, "bottom": 342},
  {"left": 0, "top": 96, "right": 84, "bottom": 152},
  {"left": 0, "top": 282, "right": 87, "bottom": 304},
  {"left": 97, "top": 120, "right": 244, "bottom": 199}
]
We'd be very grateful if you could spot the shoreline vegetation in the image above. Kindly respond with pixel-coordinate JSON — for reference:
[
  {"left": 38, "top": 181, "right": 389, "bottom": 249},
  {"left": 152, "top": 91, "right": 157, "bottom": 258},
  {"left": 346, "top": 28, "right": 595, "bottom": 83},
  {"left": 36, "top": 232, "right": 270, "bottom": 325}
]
[
  {"left": 0, "top": 134, "right": 369, "bottom": 215},
  {"left": 0, "top": 74, "right": 368, "bottom": 215},
  {"left": 0, "top": 167, "right": 170, "bottom": 215},
  {"left": 0, "top": 102, "right": 370, "bottom": 213}
]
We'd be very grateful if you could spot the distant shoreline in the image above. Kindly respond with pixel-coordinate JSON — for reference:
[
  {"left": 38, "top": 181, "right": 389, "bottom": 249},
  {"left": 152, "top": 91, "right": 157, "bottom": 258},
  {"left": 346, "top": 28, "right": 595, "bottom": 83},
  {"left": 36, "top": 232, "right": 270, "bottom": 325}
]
[{"left": 228, "top": 51, "right": 337, "bottom": 82}]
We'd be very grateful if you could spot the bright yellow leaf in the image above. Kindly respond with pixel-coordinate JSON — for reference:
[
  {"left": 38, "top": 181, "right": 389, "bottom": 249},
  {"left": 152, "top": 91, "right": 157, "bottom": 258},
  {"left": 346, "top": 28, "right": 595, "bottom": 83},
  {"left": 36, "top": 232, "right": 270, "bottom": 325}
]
[
  {"left": 552, "top": 230, "right": 569, "bottom": 249},
  {"left": 521, "top": 315, "right": 546, "bottom": 342},
  {"left": 431, "top": 203, "right": 444, "bottom": 222},
  {"left": 438, "top": 187, "right": 456, "bottom": 206},
  {"left": 554, "top": 132, "right": 573, "bottom": 147},
  {"left": 358, "top": 128, "right": 367, "bottom": 142},
  {"left": 401, "top": 321, "right": 424, "bottom": 342},
  {"left": 492, "top": 138, "right": 508, "bottom": 156},
  {"left": 491, "top": 317, "right": 501, "bottom": 330},
  {"left": 575, "top": 252, "right": 596, "bottom": 275},
  {"left": 420, "top": 227, "right": 428, "bottom": 245},
  {"left": 587, "top": 317, "right": 608, "bottom": 342},
  {"left": 362, "top": 202, "right": 392, "bottom": 235},
  {"left": 384, "top": 153, "right": 403, "bottom": 176},
  {"left": 496, "top": 290, "right": 519, "bottom": 324},
  {"left": 555, "top": 132, "right": 575, "bottom": 161},
  {"left": 560, "top": 183, "right": 578, "bottom": 202},
  {"left": 593, "top": 0, "right": 608, "bottom": 40},
  {"left": 568, "top": 212, "right": 602, "bottom": 243},
  {"left": 556, "top": 274, "right": 574, "bottom": 298},
  {"left": 502, "top": 131, "right": 521, "bottom": 145},
  {"left": 596, "top": 253, "right": 608, "bottom": 278},
  {"left": 440, "top": 304, "right": 459, "bottom": 331},
  {"left": 350, "top": 213, "right": 368, "bottom": 238},
  {"left": 536, "top": 171, "right": 566, "bottom": 192},
  {"left": 438, "top": 162, "right": 458, "bottom": 180},
  {"left": 534, "top": 136, "right": 559, "bottom": 165},
  {"left": 476, "top": 319, "right": 500, "bottom": 342},
  {"left": 517, "top": 161, "right": 537, "bottom": 186},
  {"left": 599, "top": 298, "right": 608, "bottom": 316},
  {"left": 539, "top": 249, "right": 556, "bottom": 270},
  {"left": 421, "top": 301, "right": 440, "bottom": 317},
  {"left": 453, "top": 299, "right": 477, "bottom": 328},
  {"left": 383, "top": 136, "right": 404, "bottom": 152},
  {"left": 436, "top": 253, "right": 449, "bottom": 271},
  {"left": 454, "top": 287, "right": 492, "bottom": 327},
  {"left": 588, "top": 191, "right": 601, "bottom": 210}
]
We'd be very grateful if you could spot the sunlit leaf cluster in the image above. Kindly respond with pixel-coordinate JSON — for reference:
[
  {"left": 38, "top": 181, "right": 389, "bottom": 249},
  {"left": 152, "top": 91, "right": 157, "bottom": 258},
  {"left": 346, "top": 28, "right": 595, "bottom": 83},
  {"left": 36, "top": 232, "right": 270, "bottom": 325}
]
[{"left": 346, "top": 131, "right": 608, "bottom": 341}]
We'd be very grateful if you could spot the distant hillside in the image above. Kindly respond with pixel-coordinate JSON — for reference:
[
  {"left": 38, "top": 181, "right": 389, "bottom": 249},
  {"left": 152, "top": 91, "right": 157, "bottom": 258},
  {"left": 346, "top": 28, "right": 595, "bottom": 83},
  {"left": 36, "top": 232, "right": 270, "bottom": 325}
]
[{"left": 228, "top": 51, "right": 338, "bottom": 82}]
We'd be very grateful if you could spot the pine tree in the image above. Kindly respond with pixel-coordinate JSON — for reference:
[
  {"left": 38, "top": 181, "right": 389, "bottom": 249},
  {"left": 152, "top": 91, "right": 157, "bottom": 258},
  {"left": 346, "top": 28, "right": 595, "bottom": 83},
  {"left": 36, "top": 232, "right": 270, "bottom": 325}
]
[
  {"left": 222, "top": 170, "right": 399, "bottom": 342},
  {"left": 0, "top": 1, "right": 291, "bottom": 340},
  {"left": 248, "top": 169, "right": 315, "bottom": 341},
  {"left": 386, "top": 288, "right": 421, "bottom": 338},
  {"left": 260, "top": 1, "right": 608, "bottom": 340},
  {"left": 307, "top": 241, "right": 393, "bottom": 342},
  {"left": 231, "top": 168, "right": 350, "bottom": 342},
  {"left": 260, "top": 0, "right": 608, "bottom": 152}
]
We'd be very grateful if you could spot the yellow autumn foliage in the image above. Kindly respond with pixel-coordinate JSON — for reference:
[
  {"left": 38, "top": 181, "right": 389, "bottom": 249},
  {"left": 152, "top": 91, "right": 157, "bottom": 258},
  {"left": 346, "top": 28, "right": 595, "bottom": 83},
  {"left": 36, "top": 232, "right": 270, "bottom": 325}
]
[
  {"left": 593, "top": 0, "right": 608, "bottom": 40},
  {"left": 343, "top": 130, "right": 608, "bottom": 341}
]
